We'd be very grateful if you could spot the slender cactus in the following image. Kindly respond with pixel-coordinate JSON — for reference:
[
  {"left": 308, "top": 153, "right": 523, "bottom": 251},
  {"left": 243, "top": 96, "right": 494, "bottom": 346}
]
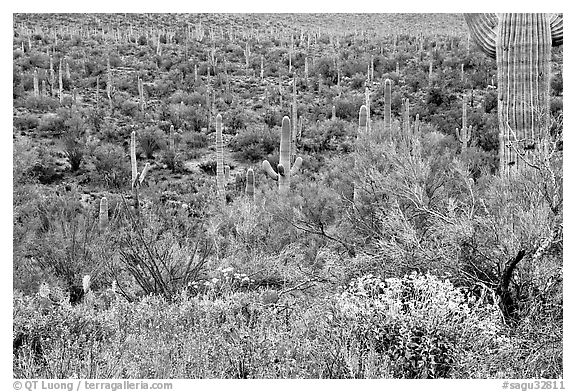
[
  {"left": 169, "top": 125, "right": 175, "bottom": 153},
  {"left": 33, "top": 68, "right": 39, "bottom": 97},
  {"left": 462, "top": 96, "right": 468, "bottom": 130},
  {"left": 403, "top": 98, "right": 410, "bottom": 135},
  {"left": 465, "top": 13, "right": 563, "bottom": 175},
  {"left": 106, "top": 56, "right": 113, "bottom": 109},
  {"left": 58, "top": 58, "right": 63, "bottom": 103},
  {"left": 49, "top": 56, "right": 55, "bottom": 96},
  {"left": 414, "top": 114, "right": 420, "bottom": 136},
  {"left": 354, "top": 105, "right": 368, "bottom": 202},
  {"left": 138, "top": 77, "right": 145, "bottom": 112},
  {"left": 245, "top": 168, "right": 255, "bottom": 200},
  {"left": 365, "top": 87, "right": 371, "bottom": 133},
  {"left": 456, "top": 126, "right": 472, "bottom": 152},
  {"left": 262, "top": 116, "right": 303, "bottom": 193},
  {"left": 358, "top": 105, "right": 368, "bottom": 135},
  {"left": 215, "top": 113, "right": 226, "bottom": 203},
  {"left": 130, "top": 131, "right": 149, "bottom": 212},
  {"left": 99, "top": 197, "right": 108, "bottom": 232},
  {"left": 292, "top": 74, "right": 298, "bottom": 163},
  {"left": 384, "top": 79, "right": 392, "bottom": 138}
]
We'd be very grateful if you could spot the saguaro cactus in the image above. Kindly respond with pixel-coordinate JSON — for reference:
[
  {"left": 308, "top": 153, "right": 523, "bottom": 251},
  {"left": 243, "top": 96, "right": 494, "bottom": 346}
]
[
  {"left": 358, "top": 105, "right": 368, "bottom": 135},
  {"left": 456, "top": 126, "right": 472, "bottom": 152},
  {"left": 365, "top": 87, "right": 371, "bottom": 133},
  {"left": 215, "top": 113, "right": 226, "bottom": 203},
  {"left": 58, "top": 58, "right": 63, "bottom": 103},
  {"left": 99, "top": 197, "right": 108, "bottom": 231},
  {"left": 464, "top": 13, "right": 563, "bottom": 175},
  {"left": 33, "top": 68, "right": 39, "bottom": 97},
  {"left": 262, "top": 116, "right": 303, "bottom": 193},
  {"left": 246, "top": 168, "right": 255, "bottom": 200},
  {"left": 384, "top": 79, "right": 392, "bottom": 138},
  {"left": 130, "top": 131, "right": 150, "bottom": 212},
  {"left": 292, "top": 74, "right": 298, "bottom": 163}
]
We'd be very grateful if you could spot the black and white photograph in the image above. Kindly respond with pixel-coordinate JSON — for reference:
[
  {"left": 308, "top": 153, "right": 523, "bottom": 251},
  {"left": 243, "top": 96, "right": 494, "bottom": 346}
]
[{"left": 11, "top": 10, "right": 564, "bottom": 383}]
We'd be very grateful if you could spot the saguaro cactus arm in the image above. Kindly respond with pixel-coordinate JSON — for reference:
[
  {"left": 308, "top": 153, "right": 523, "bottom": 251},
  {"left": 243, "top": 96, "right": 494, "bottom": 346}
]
[
  {"left": 550, "top": 14, "right": 563, "bottom": 45},
  {"left": 290, "top": 157, "right": 303, "bottom": 176},
  {"left": 262, "top": 160, "right": 279, "bottom": 180},
  {"left": 464, "top": 13, "right": 498, "bottom": 58}
]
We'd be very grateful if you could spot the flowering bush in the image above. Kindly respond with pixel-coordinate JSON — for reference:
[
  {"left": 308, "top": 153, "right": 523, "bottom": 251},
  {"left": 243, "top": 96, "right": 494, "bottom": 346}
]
[{"left": 331, "top": 273, "right": 510, "bottom": 378}]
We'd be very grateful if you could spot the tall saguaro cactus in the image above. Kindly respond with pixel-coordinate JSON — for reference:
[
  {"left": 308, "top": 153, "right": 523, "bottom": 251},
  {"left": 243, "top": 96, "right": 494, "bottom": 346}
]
[
  {"left": 383, "top": 79, "right": 392, "bottom": 138},
  {"left": 245, "top": 168, "right": 255, "bottom": 200},
  {"left": 130, "top": 131, "right": 150, "bottom": 212},
  {"left": 99, "top": 197, "right": 109, "bottom": 232},
  {"left": 215, "top": 113, "right": 226, "bottom": 203},
  {"left": 464, "top": 13, "right": 563, "bottom": 175},
  {"left": 262, "top": 116, "right": 303, "bottom": 193}
]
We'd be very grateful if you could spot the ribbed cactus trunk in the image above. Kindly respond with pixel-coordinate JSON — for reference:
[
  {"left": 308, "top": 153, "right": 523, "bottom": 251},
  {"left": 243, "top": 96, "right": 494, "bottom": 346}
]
[
  {"left": 33, "top": 68, "right": 39, "bottom": 97},
  {"left": 354, "top": 105, "right": 368, "bottom": 202},
  {"left": 384, "top": 79, "right": 392, "bottom": 139},
  {"left": 99, "top": 197, "right": 108, "bottom": 232},
  {"left": 465, "top": 13, "right": 563, "bottom": 176},
  {"left": 215, "top": 113, "right": 225, "bottom": 203},
  {"left": 58, "top": 58, "right": 63, "bottom": 104},
  {"left": 278, "top": 117, "right": 292, "bottom": 193},
  {"left": 246, "top": 168, "right": 255, "bottom": 200},
  {"left": 292, "top": 75, "right": 298, "bottom": 164},
  {"left": 262, "top": 116, "right": 302, "bottom": 194},
  {"left": 365, "top": 87, "right": 371, "bottom": 133}
]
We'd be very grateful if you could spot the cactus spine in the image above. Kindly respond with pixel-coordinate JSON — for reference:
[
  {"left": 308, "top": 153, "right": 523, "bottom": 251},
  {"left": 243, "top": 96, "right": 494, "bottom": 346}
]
[
  {"left": 262, "top": 116, "right": 303, "bottom": 193},
  {"left": 99, "top": 197, "right": 108, "bottom": 231},
  {"left": 465, "top": 13, "right": 563, "bottom": 176},
  {"left": 215, "top": 113, "right": 226, "bottom": 203}
]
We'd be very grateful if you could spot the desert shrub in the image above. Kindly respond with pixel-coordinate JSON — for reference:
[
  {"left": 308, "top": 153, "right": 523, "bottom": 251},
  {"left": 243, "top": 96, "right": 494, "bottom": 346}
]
[
  {"left": 138, "top": 127, "right": 165, "bottom": 159},
  {"left": 331, "top": 273, "right": 508, "bottom": 378},
  {"left": 14, "top": 114, "right": 39, "bottom": 132},
  {"left": 230, "top": 125, "right": 278, "bottom": 162},
  {"left": 13, "top": 136, "right": 39, "bottom": 184},
  {"left": 224, "top": 108, "right": 247, "bottom": 133},
  {"left": 198, "top": 160, "right": 217, "bottom": 176},
  {"left": 181, "top": 131, "right": 209, "bottom": 149},
  {"left": 92, "top": 143, "right": 130, "bottom": 188},
  {"left": 22, "top": 95, "right": 60, "bottom": 112},
  {"left": 61, "top": 112, "right": 87, "bottom": 172},
  {"left": 112, "top": 202, "right": 211, "bottom": 299}
]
